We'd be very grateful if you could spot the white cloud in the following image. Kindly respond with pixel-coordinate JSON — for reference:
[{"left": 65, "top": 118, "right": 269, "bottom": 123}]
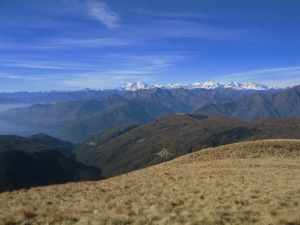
[
  {"left": 1, "top": 60, "right": 97, "bottom": 71},
  {"left": 85, "top": 0, "right": 120, "bottom": 28}
]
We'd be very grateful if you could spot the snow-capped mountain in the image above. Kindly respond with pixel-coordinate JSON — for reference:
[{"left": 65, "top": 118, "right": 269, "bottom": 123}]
[
  {"left": 117, "top": 82, "right": 152, "bottom": 91},
  {"left": 224, "top": 82, "right": 270, "bottom": 90},
  {"left": 116, "top": 81, "right": 280, "bottom": 91},
  {"left": 35, "top": 81, "right": 281, "bottom": 93}
]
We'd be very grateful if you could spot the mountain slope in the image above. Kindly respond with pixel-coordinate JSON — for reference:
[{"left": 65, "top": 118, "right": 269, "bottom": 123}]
[
  {"left": 195, "top": 85, "right": 300, "bottom": 120},
  {"left": 0, "top": 148, "right": 103, "bottom": 193},
  {"left": 122, "top": 87, "right": 267, "bottom": 110},
  {"left": 0, "top": 89, "right": 126, "bottom": 103},
  {"left": 0, "top": 140, "right": 299, "bottom": 225},
  {"left": 57, "top": 88, "right": 261, "bottom": 135},
  {"left": 74, "top": 114, "right": 300, "bottom": 178},
  {"left": 0, "top": 133, "right": 75, "bottom": 158},
  {"left": 0, "top": 86, "right": 295, "bottom": 137},
  {"left": 62, "top": 101, "right": 174, "bottom": 135},
  {"left": 0, "top": 97, "right": 23, "bottom": 104},
  {"left": 0, "top": 95, "right": 127, "bottom": 123}
]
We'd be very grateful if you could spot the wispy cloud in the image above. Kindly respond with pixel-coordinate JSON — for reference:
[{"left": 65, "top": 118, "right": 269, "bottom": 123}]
[
  {"left": 1, "top": 53, "right": 181, "bottom": 89},
  {"left": 85, "top": 0, "right": 120, "bottom": 28},
  {"left": 0, "top": 37, "right": 131, "bottom": 50},
  {"left": 42, "top": 38, "right": 130, "bottom": 49},
  {"left": 0, "top": 0, "right": 120, "bottom": 29},
  {"left": 0, "top": 73, "right": 21, "bottom": 79},
  {"left": 1, "top": 53, "right": 178, "bottom": 72},
  {"left": 0, "top": 73, "right": 43, "bottom": 80},
  {"left": 134, "top": 10, "right": 219, "bottom": 20},
  {"left": 224, "top": 66, "right": 300, "bottom": 79},
  {"left": 53, "top": 53, "right": 180, "bottom": 88},
  {"left": 120, "top": 18, "right": 244, "bottom": 41},
  {"left": 1, "top": 60, "right": 97, "bottom": 71}
]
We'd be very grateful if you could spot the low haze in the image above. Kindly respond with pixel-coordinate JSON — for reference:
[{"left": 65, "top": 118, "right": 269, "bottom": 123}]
[{"left": 0, "top": 0, "right": 299, "bottom": 92}]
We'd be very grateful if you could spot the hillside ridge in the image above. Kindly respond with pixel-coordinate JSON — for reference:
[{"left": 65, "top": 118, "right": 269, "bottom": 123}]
[
  {"left": 0, "top": 139, "right": 299, "bottom": 225},
  {"left": 74, "top": 114, "right": 300, "bottom": 178}
]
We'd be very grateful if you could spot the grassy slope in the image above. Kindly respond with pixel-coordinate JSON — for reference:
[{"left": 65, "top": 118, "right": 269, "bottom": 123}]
[{"left": 0, "top": 139, "right": 299, "bottom": 225}]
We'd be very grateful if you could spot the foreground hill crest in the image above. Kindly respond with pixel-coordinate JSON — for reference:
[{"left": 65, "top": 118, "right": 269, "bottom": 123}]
[{"left": 0, "top": 139, "right": 299, "bottom": 225}]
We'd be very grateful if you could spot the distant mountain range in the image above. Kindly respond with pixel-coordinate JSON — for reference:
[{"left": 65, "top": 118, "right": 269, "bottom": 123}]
[
  {"left": 195, "top": 84, "right": 300, "bottom": 120},
  {"left": 0, "top": 85, "right": 299, "bottom": 136},
  {"left": 0, "top": 87, "right": 273, "bottom": 135},
  {"left": 0, "top": 81, "right": 284, "bottom": 104},
  {"left": 0, "top": 97, "right": 23, "bottom": 104},
  {"left": 117, "top": 81, "right": 282, "bottom": 91}
]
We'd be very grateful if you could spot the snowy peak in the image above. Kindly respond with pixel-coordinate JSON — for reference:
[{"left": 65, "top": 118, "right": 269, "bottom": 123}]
[
  {"left": 117, "top": 81, "right": 280, "bottom": 91},
  {"left": 225, "top": 82, "right": 275, "bottom": 90},
  {"left": 118, "top": 82, "right": 151, "bottom": 91},
  {"left": 242, "top": 82, "right": 269, "bottom": 90},
  {"left": 201, "top": 82, "right": 225, "bottom": 89},
  {"left": 224, "top": 82, "right": 243, "bottom": 89}
]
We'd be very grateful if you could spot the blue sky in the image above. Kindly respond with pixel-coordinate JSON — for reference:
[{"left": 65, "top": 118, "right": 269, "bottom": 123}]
[{"left": 0, "top": 0, "right": 299, "bottom": 92}]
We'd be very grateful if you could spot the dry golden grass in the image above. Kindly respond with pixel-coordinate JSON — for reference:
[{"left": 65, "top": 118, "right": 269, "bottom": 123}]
[{"left": 0, "top": 139, "right": 300, "bottom": 225}]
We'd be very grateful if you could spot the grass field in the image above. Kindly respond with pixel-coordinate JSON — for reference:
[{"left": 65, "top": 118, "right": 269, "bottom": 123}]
[{"left": 0, "top": 139, "right": 299, "bottom": 225}]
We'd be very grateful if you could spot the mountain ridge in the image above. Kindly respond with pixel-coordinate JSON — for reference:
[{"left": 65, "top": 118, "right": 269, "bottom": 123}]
[
  {"left": 194, "top": 84, "right": 300, "bottom": 120},
  {"left": 119, "top": 81, "right": 282, "bottom": 91},
  {"left": 0, "top": 81, "right": 284, "bottom": 95},
  {"left": 0, "top": 85, "right": 298, "bottom": 137},
  {"left": 74, "top": 113, "right": 300, "bottom": 178}
]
